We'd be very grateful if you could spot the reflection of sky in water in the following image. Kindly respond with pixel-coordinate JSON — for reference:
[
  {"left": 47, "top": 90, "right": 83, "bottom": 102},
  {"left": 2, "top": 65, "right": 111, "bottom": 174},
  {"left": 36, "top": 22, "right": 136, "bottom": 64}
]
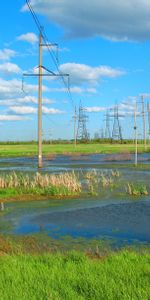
[
  {"left": 0, "top": 153, "right": 150, "bottom": 173},
  {"left": 1, "top": 197, "right": 150, "bottom": 247}
]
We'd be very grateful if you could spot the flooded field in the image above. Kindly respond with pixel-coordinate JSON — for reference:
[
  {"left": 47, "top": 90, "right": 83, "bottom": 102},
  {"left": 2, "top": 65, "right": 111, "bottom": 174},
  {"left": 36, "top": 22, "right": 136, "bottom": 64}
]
[
  {"left": 0, "top": 152, "right": 150, "bottom": 171},
  {"left": 0, "top": 153, "right": 150, "bottom": 249}
]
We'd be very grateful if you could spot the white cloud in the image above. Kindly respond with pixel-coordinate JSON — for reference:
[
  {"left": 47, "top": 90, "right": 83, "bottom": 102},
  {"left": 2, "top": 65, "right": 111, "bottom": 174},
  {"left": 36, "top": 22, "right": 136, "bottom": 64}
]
[
  {"left": 85, "top": 106, "right": 106, "bottom": 113},
  {"left": 48, "top": 86, "right": 97, "bottom": 93},
  {"left": 0, "top": 49, "right": 16, "bottom": 61},
  {"left": 17, "top": 32, "right": 38, "bottom": 44},
  {"left": 119, "top": 103, "right": 135, "bottom": 111},
  {"left": 0, "top": 63, "right": 21, "bottom": 74},
  {"left": 0, "top": 96, "right": 54, "bottom": 106},
  {"left": 42, "top": 106, "right": 65, "bottom": 114},
  {"left": 22, "top": 0, "right": 150, "bottom": 41},
  {"left": 0, "top": 115, "right": 31, "bottom": 121},
  {"left": 9, "top": 105, "right": 65, "bottom": 115},
  {"left": 0, "top": 78, "right": 49, "bottom": 100},
  {"left": 59, "top": 63, "right": 124, "bottom": 86},
  {"left": 9, "top": 106, "right": 37, "bottom": 115},
  {"left": 0, "top": 78, "right": 22, "bottom": 98}
]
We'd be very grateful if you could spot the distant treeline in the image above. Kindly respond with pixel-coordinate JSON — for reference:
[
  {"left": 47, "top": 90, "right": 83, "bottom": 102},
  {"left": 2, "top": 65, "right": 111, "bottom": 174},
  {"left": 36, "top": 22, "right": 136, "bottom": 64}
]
[{"left": 0, "top": 139, "right": 144, "bottom": 145}]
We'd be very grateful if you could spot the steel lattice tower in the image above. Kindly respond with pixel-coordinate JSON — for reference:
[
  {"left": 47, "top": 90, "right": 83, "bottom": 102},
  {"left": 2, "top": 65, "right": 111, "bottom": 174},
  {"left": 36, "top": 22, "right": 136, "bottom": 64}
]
[
  {"left": 76, "top": 104, "right": 89, "bottom": 141},
  {"left": 112, "top": 105, "right": 123, "bottom": 142},
  {"left": 100, "top": 128, "right": 104, "bottom": 139},
  {"left": 104, "top": 110, "right": 111, "bottom": 139}
]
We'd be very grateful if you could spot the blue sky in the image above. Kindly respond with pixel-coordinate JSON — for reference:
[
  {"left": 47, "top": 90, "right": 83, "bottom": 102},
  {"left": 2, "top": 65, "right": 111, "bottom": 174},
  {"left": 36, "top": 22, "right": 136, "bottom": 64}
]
[{"left": 0, "top": 0, "right": 150, "bottom": 140}]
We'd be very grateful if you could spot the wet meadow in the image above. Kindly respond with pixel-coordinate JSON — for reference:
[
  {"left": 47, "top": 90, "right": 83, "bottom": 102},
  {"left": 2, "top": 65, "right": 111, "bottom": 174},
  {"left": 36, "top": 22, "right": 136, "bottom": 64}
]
[{"left": 0, "top": 151, "right": 150, "bottom": 299}]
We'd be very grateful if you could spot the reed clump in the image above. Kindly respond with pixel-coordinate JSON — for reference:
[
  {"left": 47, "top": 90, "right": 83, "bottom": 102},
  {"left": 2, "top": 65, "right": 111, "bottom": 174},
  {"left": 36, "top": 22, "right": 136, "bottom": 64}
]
[
  {"left": 0, "top": 172, "right": 81, "bottom": 196},
  {"left": 125, "top": 183, "right": 148, "bottom": 196},
  {"left": 84, "top": 169, "right": 119, "bottom": 195}
]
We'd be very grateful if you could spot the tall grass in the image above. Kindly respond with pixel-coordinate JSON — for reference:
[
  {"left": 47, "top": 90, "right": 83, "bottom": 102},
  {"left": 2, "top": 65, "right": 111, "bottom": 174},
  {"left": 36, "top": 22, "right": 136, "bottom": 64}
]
[
  {"left": 84, "top": 169, "right": 120, "bottom": 195},
  {"left": 0, "top": 250, "right": 150, "bottom": 300},
  {"left": 0, "top": 172, "right": 81, "bottom": 196},
  {"left": 125, "top": 183, "right": 148, "bottom": 196}
]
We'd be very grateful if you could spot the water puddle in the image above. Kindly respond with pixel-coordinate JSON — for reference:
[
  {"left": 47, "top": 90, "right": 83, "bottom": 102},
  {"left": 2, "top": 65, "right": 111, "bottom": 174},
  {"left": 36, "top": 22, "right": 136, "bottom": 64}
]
[{"left": 1, "top": 197, "right": 150, "bottom": 246}]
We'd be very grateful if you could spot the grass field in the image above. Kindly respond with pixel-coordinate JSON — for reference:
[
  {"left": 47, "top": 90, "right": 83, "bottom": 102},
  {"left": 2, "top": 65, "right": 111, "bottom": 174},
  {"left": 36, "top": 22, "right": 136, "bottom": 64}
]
[
  {"left": 0, "top": 250, "right": 150, "bottom": 300},
  {"left": 0, "top": 143, "right": 149, "bottom": 157}
]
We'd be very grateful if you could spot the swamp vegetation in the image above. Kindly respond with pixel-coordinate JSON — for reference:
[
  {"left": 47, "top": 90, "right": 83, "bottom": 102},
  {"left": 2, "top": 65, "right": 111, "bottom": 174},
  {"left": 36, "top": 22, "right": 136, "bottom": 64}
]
[{"left": 0, "top": 169, "right": 149, "bottom": 201}]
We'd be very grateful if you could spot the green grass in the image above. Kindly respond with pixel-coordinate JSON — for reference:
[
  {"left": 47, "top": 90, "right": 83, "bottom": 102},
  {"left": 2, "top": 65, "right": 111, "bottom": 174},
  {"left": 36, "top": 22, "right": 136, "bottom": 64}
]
[
  {"left": 0, "top": 143, "right": 149, "bottom": 156},
  {"left": 0, "top": 250, "right": 150, "bottom": 300},
  {"left": 125, "top": 183, "right": 149, "bottom": 196}
]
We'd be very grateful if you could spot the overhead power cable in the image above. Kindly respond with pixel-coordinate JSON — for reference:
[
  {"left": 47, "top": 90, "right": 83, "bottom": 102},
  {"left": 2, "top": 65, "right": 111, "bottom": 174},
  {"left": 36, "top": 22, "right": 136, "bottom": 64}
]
[{"left": 26, "top": 0, "right": 74, "bottom": 108}]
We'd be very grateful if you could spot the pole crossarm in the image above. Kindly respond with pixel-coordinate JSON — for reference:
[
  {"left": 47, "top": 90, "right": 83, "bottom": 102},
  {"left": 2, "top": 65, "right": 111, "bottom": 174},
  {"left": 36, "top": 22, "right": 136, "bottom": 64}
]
[
  {"left": 23, "top": 73, "right": 69, "bottom": 77},
  {"left": 23, "top": 67, "right": 69, "bottom": 78}
]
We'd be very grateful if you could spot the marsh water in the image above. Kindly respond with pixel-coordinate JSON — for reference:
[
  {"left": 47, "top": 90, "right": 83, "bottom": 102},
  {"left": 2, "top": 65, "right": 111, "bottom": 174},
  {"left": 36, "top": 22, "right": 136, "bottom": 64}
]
[
  {"left": 0, "top": 153, "right": 150, "bottom": 247},
  {"left": 0, "top": 152, "right": 150, "bottom": 173}
]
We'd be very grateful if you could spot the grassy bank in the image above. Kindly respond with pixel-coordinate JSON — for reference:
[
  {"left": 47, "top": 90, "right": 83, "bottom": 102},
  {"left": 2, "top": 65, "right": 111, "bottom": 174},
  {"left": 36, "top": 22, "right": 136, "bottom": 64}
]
[
  {"left": 0, "top": 143, "right": 149, "bottom": 157},
  {"left": 0, "top": 250, "right": 150, "bottom": 300}
]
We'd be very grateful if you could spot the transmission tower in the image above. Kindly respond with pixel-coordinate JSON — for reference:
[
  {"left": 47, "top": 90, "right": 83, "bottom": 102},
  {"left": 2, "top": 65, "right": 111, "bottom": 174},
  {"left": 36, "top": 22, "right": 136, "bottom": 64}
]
[
  {"left": 76, "top": 104, "right": 89, "bottom": 141},
  {"left": 104, "top": 110, "right": 111, "bottom": 139},
  {"left": 100, "top": 128, "right": 104, "bottom": 139},
  {"left": 112, "top": 105, "right": 123, "bottom": 142}
]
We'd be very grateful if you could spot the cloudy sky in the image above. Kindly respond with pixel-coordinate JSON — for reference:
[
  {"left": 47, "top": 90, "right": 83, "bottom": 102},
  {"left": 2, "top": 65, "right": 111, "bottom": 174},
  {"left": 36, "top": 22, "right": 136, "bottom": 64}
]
[{"left": 0, "top": 0, "right": 150, "bottom": 140}]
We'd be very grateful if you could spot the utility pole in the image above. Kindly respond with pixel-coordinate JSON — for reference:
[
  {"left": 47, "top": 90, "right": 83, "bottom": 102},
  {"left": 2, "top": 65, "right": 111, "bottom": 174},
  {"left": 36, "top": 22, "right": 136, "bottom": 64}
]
[
  {"left": 141, "top": 95, "right": 147, "bottom": 150},
  {"left": 38, "top": 33, "right": 43, "bottom": 167},
  {"left": 147, "top": 102, "right": 150, "bottom": 142},
  {"left": 24, "top": 0, "right": 70, "bottom": 168},
  {"left": 73, "top": 106, "right": 77, "bottom": 147},
  {"left": 23, "top": 34, "right": 69, "bottom": 168},
  {"left": 134, "top": 100, "right": 138, "bottom": 166}
]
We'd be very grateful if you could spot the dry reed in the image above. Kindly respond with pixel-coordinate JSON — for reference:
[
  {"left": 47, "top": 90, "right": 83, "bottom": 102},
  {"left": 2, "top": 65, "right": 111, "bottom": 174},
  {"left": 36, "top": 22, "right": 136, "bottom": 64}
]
[{"left": 0, "top": 172, "right": 81, "bottom": 194}]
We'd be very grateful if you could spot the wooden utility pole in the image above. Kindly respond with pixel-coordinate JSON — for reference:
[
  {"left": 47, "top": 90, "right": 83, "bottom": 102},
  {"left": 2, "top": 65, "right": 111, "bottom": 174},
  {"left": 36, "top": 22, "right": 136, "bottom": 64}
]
[
  {"left": 25, "top": 0, "right": 69, "bottom": 168},
  {"left": 38, "top": 33, "right": 43, "bottom": 168},
  {"left": 74, "top": 106, "right": 77, "bottom": 147},
  {"left": 134, "top": 100, "right": 138, "bottom": 166},
  {"left": 23, "top": 37, "right": 69, "bottom": 168},
  {"left": 147, "top": 102, "right": 150, "bottom": 142},
  {"left": 141, "top": 95, "right": 147, "bottom": 150}
]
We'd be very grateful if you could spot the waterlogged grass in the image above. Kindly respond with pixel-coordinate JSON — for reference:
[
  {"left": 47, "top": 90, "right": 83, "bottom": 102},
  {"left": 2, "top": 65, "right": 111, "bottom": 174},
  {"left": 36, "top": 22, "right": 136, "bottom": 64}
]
[
  {"left": 0, "top": 170, "right": 122, "bottom": 200},
  {"left": 0, "top": 250, "right": 150, "bottom": 300},
  {"left": 125, "top": 183, "right": 149, "bottom": 196},
  {"left": 0, "top": 169, "right": 149, "bottom": 201},
  {"left": 0, "top": 234, "right": 112, "bottom": 255},
  {"left": 0, "top": 143, "right": 149, "bottom": 157},
  {"left": 0, "top": 172, "right": 81, "bottom": 199},
  {"left": 84, "top": 169, "right": 120, "bottom": 196}
]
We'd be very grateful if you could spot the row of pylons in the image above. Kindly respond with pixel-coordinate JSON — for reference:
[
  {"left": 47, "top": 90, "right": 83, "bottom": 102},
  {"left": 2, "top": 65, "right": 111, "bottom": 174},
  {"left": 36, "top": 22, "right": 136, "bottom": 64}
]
[{"left": 76, "top": 103, "right": 122, "bottom": 142}]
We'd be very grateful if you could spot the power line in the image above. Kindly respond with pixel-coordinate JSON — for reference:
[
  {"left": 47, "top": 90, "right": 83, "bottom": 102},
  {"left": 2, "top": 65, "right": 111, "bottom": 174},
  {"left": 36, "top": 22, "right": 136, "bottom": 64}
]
[{"left": 26, "top": 0, "right": 74, "bottom": 108}]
